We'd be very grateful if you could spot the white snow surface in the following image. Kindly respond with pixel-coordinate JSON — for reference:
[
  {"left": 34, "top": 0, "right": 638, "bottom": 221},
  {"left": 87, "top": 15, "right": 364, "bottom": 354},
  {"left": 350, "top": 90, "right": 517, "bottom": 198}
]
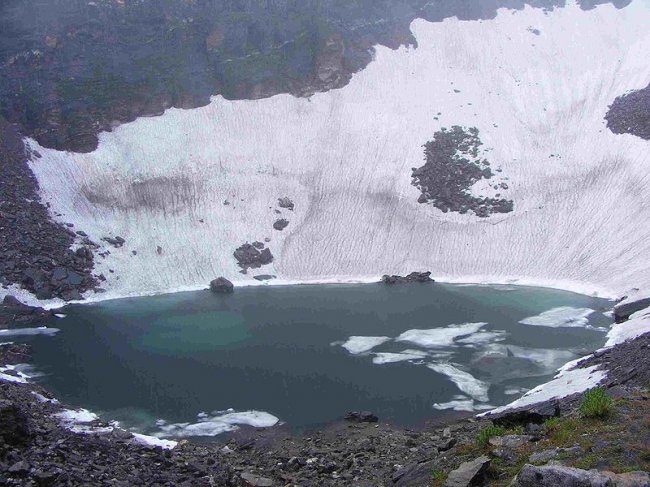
[
  {"left": 519, "top": 307, "right": 596, "bottom": 328},
  {"left": 21, "top": 1, "right": 650, "bottom": 304},
  {"left": 131, "top": 433, "right": 178, "bottom": 450},
  {"left": 427, "top": 363, "right": 490, "bottom": 402}
]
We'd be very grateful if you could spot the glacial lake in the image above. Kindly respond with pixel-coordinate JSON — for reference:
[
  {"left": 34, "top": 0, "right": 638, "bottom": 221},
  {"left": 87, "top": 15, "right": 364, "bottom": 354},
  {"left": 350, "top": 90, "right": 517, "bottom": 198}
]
[{"left": 24, "top": 283, "right": 612, "bottom": 440}]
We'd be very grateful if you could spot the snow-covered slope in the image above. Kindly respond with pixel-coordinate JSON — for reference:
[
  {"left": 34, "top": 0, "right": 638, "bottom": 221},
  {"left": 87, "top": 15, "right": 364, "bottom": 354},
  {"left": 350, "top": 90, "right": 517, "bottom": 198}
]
[{"left": 25, "top": 0, "right": 650, "bottom": 302}]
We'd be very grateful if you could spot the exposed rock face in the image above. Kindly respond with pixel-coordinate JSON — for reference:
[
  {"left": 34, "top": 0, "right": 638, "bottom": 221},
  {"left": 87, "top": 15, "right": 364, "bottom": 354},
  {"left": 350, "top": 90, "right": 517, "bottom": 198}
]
[
  {"left": 511, "top": 464, "right": 615, "bottom": 487},
  {"left": 233, "top": 243, "right": 274, "bottom": 271},
  {"left": 614, "top": 296, "right": 650, "bottom": 323},
  {"left": 412, "top": 126, "right": 513, "bottom": 217},
  {"left": 0, "top": 296, "right": 52, "bottom": 329},
  {"left": 445, "top": 455, "right": 490, "bottom": 487},
  {"left": 273, "top": 219, "right": 289, "bottom": 231},
  {"left": 0, "top": 117, "right": 97, "bottom": 300},
  {"left": 380, "top": 271, "right": 434, "bottom": 284},
  {"left": 277, "top": 197, "right": 294, "bottom": 211},
  {"left": 209, "top": 277, "right": 234, "bottom": 294},
  {"left": 486, "top": 401, "right": 561, "bottom": 428},
  {"left": 605, "top": 83, "right": 650, "bottom": 140}
]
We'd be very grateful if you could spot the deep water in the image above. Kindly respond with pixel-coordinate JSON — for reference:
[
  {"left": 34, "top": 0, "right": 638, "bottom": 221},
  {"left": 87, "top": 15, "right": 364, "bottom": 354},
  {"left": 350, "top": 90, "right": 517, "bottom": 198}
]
[{"left": 26, "top": 283, "right": 612, "bottom": 439}]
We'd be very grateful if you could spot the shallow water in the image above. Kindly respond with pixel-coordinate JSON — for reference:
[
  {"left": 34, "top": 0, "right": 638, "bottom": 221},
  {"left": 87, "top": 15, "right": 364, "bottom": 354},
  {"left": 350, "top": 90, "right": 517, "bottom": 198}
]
[{"left": 25, "top": 283, "right": 612, "bottom": 439}]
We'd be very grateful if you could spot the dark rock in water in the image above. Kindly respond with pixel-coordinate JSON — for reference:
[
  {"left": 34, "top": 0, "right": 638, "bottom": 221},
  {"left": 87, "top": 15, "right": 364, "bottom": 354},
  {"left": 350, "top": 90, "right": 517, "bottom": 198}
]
[
  {"left": 344, "top": 411, "right": 378, "bottom": 423},
  {"left": 0, "top": 400, "right": 30, "bottom": 446},
  {"left": 277, "top": 197, "right": 295, "bottom": 210},
  {"left": 614, "top": 296, "right": 650, "bottom": 323},
  {"left": 511, "top": 464, "right": 615, "bottom": 487},
  {"left": 273, "top": 218, "right": 289, "bottom": 231},
  {"left": 210, "top": 277, "right": 234, "bottom": 294},
  {"left": 445, "top": 455, "right": 490, "bottom": 487},
  {"left": 253, "top": 275, "right": 276, "bottom": 281},
  {"left": 487, "top": 401, "right": 561, "bottom": 428},
  {"left": 380, "top": 271, "right": 434, "bottom": 285}
]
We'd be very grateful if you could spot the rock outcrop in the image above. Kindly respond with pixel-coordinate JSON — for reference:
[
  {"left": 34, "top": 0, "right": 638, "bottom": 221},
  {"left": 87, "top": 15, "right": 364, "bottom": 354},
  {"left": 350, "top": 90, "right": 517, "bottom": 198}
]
[
  {"left": 234, "top": 243, "right": 274, "bottom": 272},
  {"left": 380, "top": 271, "right": 434, "bottom": 285},
  {"left": 209, "top": 277, "right": 234, "bottom": 294}
]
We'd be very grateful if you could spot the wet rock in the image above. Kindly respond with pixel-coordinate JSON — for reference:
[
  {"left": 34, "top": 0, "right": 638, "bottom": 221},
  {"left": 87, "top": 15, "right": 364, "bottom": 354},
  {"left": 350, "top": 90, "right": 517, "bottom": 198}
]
[
  {"left": 210, "top": 277, "right": 234, "bottom": 294},
  {"left": 511, "top": 464, "right": 614, "bottom": 487},
  {"left": 445, "top": 455, "right": 490, "bottom": 487},
  {"left": 277, "top": 197, "right": 294, "bottom": 211},
  {"left": 381, "top": 272, "right": 434, "bottom": 285},
  {"left": 344, "top": 411, "right": 378, "bottom": 423},
  {"left": 273, "top": 219, "right": 289, "bottom": 231}
]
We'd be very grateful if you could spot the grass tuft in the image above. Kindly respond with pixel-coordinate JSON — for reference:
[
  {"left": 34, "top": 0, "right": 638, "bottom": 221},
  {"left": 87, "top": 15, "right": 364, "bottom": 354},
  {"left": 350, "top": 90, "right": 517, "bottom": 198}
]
[
  {"left": 477, "top": 425, "right": 506, "bottom": 447},
  {"left": 580, "top": 387, "right": 613, "bottom": 419}
]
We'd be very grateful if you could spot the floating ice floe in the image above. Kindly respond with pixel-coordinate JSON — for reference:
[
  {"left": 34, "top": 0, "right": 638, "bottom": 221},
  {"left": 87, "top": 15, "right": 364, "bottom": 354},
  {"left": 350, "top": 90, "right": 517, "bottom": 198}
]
[
  {"left": 476, "top": 344, "right": 577, "bottom": 376},
  {"left": 0, "top": 326, "right": 60, "bottom": 336},
  {"left": 340, "top": 336, "right": 391, "bottom": 355},
  {"left": 456, "top": 329, "right": 508, "bottom": 347},
  {"left": 427, "top": 363, "right": 490, "bottom": 402},
  {"left": 396, "top": 322, "right": 487, "bottom": 348},
  {"left": 519, "top": 307, "right": 595, "bottom": 328},
  {"left": 152, "top": 410, "right": 279, "bottom": 438},
  {"left": 371, "top": 349, "right": 429, "bottom": 364},
  {"left": 433, "top": 395, "right": 494, "bottom": 412}
]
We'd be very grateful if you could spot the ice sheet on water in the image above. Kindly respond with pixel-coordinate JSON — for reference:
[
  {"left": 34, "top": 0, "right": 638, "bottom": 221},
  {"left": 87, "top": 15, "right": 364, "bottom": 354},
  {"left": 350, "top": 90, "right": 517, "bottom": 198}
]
[
  {"left": 456, "top": 330, "right": 508, "bottom": 347},
  {"left": 433, "top": 395, "right": 494, "bottom": 412},
  {"left": 153, "top": 410, "right": 279, "bottom": 438},
  {"left": 0, "top": 327, "right": 60, "bottom": 336},
  {"left": 427, "top": 363, "right": 490, "bottom": 402},
  {"left": 371, "top": 349, "right": 429, "bottom": 364},
  {"left": 396, "top": 322, "right": 487, "bottom": 348},
  {"left": 519, "top": 307, "right": 595, "bottom": 328},
  {"left": 340, "top": 336, "right": 391, "bottom": 355}
]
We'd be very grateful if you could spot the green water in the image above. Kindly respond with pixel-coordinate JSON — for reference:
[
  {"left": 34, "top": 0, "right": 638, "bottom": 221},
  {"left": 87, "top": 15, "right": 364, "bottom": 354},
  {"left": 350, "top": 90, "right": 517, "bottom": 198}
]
[{"left": 25, "top": 283, "right": 612, "bottom": 439}]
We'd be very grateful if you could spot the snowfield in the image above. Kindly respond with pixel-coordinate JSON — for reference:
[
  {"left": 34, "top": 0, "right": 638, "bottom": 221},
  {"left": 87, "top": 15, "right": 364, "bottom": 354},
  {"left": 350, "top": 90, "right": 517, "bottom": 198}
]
[{"left": 14, "top": 1, "right": 650, "bottom": 414}]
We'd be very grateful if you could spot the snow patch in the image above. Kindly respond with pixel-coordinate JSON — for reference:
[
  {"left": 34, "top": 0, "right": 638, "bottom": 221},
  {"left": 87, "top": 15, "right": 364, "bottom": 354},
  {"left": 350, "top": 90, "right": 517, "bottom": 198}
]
[
  {"left": 371, "top": 349, "right": 429, "bottom": 364},
  {"left": 152, "top": 410, "right": 279, "bottom": 438},
  {"left": 132, "top": 432, "right": 178, "bottom": 450}
]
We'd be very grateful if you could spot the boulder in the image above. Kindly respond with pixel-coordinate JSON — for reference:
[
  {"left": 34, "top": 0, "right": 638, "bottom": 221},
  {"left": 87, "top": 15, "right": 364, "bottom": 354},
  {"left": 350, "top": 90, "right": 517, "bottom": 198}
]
[
  {"left": 380, "top": 271, "right": 434, "bottom": 285},
  {"left": 240, "top": 472, "right": 273, "bottom": 486},
  {"left": 210, "top": 277, "right": 234, "bottom": 294},
  {"left": 488, "top": 401, "right": 560, "bottom": 428},
  {"left": 277, "top": 197, "right": 294, "bottom": 210},
  {"left": 511, "top": 464, "right": 614, "bottom": 487},
  {"left": 614, "top": 296, "right": 650, "bottom": 323},
  {"left": 445, "top": 455, "right": 490, "bottom": 487},
  {"left": 273, "top": 218, "right": 289, "bottom": 231},
  {"left": 393, "top": 460, "right": 438, "bottom": 486},
  {"left": 253, "top": 275, "right": 276, "bottom": 281}
]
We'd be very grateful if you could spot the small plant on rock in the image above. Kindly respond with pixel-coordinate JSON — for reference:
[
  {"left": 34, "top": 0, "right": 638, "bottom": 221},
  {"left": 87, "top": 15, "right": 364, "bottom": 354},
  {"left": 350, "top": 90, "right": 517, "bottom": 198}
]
[
  {"left": 580, "top": 387, "right": 613, "bottom": 419},
  {"left": 477, "top": 425, "right": 506, "bottom": 447}
]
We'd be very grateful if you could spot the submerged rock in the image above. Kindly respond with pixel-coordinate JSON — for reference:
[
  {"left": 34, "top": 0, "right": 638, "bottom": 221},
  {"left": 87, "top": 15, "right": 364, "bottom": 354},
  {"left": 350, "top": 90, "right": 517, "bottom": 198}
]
[
  {"left": 380, "top": 271, "right": 434, "bottom": 285},
  {"left": 210, "top": 277, "right": 234, "bottom": 294}
]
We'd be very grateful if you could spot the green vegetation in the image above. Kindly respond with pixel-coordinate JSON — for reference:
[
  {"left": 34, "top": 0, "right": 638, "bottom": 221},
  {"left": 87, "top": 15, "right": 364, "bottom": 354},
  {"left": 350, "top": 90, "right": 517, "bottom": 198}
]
[
  {"left": 579, "top": 387, "right": 613, "bottom": 418},
  {"left": 477, "top": 425, "right": 507, "bottom": 447}
]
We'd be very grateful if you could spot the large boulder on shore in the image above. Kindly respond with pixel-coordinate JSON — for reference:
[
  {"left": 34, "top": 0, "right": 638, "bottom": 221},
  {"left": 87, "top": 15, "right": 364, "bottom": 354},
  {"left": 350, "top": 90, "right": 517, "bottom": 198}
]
[
  {"left": 210, "top": 277, "right": 234, "bottom": 294},
  {"left": 380, "top": 271, "right": 434, "bottom": 285}
]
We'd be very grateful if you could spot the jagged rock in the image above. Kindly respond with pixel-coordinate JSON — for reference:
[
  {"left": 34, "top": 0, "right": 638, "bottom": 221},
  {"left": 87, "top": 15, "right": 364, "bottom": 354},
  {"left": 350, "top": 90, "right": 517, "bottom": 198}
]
[
  {"left": 434, "top": 437, "right": 457, "bottom": 451},
  {"left": 210, "top": 277, "right": 234, "bottom": 294},
  {"left": 240, "top": 472, "right": 273, "bottom": 486},
  {"left": 344, "top": 411, "right": 378, "bottom": 423},
  {"left": 511, "top": 464, "right": 614, "bottom": 486},
  {"left": 445, "top": 455, "right": 490, "bottom": 487},
  {"left": 614, "top": 296, "right": 650, "bottom": 323},
  {"left": 488, "top": 401, "right": 560, "bottom": 427},
  {"left": 393, "top": 460, "right": 437, "bottom": 486},
  {"left": 489, "top": 435, "right": 534, "bottom": 448},
  {"left": 234, "top": 243, "right": 274, "bottom": 270},
  {"left": 277, "top": 197, "right": 294, "bottom": 210},
  {"left": 252, "top": 241, "right": 265, "bottom": 249},
  {"left": 1, "top": 296, "right": 52, "bottom": 328},
  {"left": 380, "top": 272, "right": 434, "bottom": 285},
  {"left": 273, "top": 219, "right": 289, "bottom": 231},
  {"left": 102, "top": 236, "right": 126, "bottom": 248}
]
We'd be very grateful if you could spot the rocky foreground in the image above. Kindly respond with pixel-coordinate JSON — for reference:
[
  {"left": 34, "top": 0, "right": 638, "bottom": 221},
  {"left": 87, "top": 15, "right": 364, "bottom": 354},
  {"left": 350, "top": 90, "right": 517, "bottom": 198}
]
[{"left": 1, "top": 312, "right": 649, "bottom": 486}]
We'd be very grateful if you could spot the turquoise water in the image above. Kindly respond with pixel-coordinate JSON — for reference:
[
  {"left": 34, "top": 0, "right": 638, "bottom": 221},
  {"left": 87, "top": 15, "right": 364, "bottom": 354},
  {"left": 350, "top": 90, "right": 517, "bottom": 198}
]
[{"left": 26, "top": 283, "right": 612, "bottom": 439}]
